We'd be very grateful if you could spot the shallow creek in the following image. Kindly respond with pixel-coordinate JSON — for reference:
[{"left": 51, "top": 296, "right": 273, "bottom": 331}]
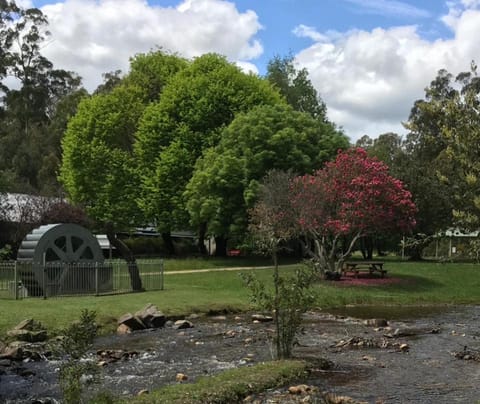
[{"left": 1, "top": 305, "right": 479, "bottom": 403}]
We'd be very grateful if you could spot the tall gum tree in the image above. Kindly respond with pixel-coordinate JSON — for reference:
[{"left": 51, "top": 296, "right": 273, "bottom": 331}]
[
  {"left": 407, "top": 63, "right": 480, "bottom": 231},
  {"left": 0, "top": 0, "right": 83, "bottom": 194}
]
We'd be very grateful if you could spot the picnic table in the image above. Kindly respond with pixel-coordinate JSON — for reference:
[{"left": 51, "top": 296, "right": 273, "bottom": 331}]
[{"left": 342, "top": 260, "right": 387, "bottom": 278}]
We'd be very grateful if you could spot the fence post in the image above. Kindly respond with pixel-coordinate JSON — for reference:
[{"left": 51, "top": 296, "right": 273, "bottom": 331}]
[
  {"left": 42, "top": 266, "right": 46, "bottom": 299},
  {"left": 95, "top": 262, "right": 99, "bottom": 296},
  {"left": 14, "top": 261, "right": 18, "bottom": 300},
  {"left": 161, "top": 259, "right": 164, "bottom": 291}
]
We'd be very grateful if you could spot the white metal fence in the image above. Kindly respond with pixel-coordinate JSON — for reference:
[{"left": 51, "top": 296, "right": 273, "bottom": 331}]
[{"left": 0, "top": 260, "right": 164, "bottom": 299}]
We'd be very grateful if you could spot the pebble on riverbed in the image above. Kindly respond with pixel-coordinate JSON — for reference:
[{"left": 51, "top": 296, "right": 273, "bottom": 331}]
[
  {"left": 453, "top": 346, "right": 480, "bottom": 361},
  {"left": 174, "top": 320, "right": 194, "bottom": 329},
  {"left": 176, "top": 372, "right": 188, "bottom": 382},
  {"left": 288, "top": 384, "right": 312, "bottom": 394},
  {"left": 251, "top": 314, "right": 273, "bottom": 322}
]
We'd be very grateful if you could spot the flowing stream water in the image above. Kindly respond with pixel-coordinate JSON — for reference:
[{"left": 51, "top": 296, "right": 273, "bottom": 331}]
[{"left": 1, "top": 305, "right": 479, "bottom": 403}]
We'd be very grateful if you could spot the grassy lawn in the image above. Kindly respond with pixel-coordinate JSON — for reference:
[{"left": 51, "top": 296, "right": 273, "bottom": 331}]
[{"left": 0, "top": 259, "right": 479, "bottom": 336}]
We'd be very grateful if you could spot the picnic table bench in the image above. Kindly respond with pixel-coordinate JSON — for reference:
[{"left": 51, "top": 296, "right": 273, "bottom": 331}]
[{"left": 342, "top": 261, "right": 387, "bottom": 278}]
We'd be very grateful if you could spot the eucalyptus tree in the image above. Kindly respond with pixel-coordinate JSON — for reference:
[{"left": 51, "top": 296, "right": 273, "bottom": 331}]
[
  {"left": 0, "top": 0, "right": 83, "bottom": 194},
  {"left": 409, "top": 62, "right": 480, "bottom": 231}
]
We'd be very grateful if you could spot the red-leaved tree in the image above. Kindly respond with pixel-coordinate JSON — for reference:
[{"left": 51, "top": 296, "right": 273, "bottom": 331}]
[{"left": 290, "top": 148, "right": 417, "bottom": 274}]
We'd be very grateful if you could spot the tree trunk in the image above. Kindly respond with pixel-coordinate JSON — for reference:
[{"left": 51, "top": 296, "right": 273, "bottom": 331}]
[
  {"left": 161, "top": 232, "right": 176, "bottom": 256},
  {"left": 105, "top": 228, "right": 143, "bottom": 292},
  {"left": 197, "top": 223, "right": 208, "bottom": 255},
  {"left": 214, "top": 235, "right": 228, "bottom": 257},
  {"left": 359, "top": 236, "right": 373, "bottom": 260},
  {"left": 408, "top": 246, "right": 424, "bottom": 261}
]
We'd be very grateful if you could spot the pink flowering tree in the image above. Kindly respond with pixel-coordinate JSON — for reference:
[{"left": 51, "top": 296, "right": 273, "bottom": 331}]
[{"left": 290, "top": 148, "right": 417, "bottom": 274}]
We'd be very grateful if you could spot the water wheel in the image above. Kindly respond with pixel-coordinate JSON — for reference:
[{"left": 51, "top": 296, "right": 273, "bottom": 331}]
[{"left": 17, "top": 223, "right": 111, "bottom": 296}]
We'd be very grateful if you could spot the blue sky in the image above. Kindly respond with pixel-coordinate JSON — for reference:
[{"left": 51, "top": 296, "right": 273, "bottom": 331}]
[
  {"left": 236, "top": 0, "right": 452, "bottom": 73},
  {"left": 28, "top": 0, "right": 480, "bottom": 140}
]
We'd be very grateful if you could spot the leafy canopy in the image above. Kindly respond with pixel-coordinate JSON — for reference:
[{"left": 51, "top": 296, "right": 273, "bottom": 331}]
[
  {"left": 60, "top": 50, "right": 186, "bottom": 229},
  {"left": 185, "top": 104, "right": 348, "bottom": 238},
  {"left": 135, "top": 53, "right": 284, "bottom": 233}
]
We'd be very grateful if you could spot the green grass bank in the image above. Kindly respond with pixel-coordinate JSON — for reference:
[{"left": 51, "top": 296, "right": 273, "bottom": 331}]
[{"left": 1, "top": 259, "right": 479, "bottom": 336}]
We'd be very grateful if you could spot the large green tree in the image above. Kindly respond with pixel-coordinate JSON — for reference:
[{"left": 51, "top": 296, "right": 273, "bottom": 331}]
[
  {"left": 0, "top": 0, "right": 83, "bottom": 194},
  {"left": 135, "top": 53, "right": 284, "bottom": 253},
  {"left": 184, "top": 104, "right": 348, "bottom": 254},
  {"left": 411, "top": 62, "right": 480, "bottom": 230},
  {"left": 266, "top": 54, "right": 327, "bottom": 121},
  {"left": 397, "top": 66, "right": 480, "bottom": 258},
  {"left": 60, "top": 50, "right": 186, "bottom": 287}
]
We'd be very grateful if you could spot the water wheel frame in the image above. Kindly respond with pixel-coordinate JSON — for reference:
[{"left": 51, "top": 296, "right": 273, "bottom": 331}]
[{"left": 17, "top": 223, "right": 109, "bottom": 296}]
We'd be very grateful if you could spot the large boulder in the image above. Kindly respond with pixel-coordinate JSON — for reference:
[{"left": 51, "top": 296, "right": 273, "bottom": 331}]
[
  {"left": 6, "top": 329, "right": 47, "bottom": 343},
  {"left": 117, "top": 313, "right": 146, "bottom": 331},
  {"left": 0, "top": 344, "right": 23, "bottom": 360},
  {"left": 135, "top": 304, "right": 166, "bottom": 329},
  {"left": 6, "top": 319, "right": 48, "bottom": 343}
]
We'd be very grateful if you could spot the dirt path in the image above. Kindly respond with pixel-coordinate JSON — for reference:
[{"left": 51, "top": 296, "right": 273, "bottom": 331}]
[{"left": 164, "top": 265, "right": 274, "bottom": 275}]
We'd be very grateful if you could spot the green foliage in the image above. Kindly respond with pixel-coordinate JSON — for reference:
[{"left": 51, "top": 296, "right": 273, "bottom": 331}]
[
  {"left": 185, "top": 104, "right": 348, "bottom": 239},
  {"left": 131, "top": 360, "right": 308, "bottom": 404},
  {"left": 0, "top": 244, "right": 12, "bottom": 260},
  {"left": 60, "top": 85, "right": 146, "bottom": 227},
  {"left": 125, "top": 49, "right": 188, "bottom": 102},
  {"left": 403, "top": 63, "right": 480, "bottom": 234},
  {"left": 59, "top": 309, "right": 97, "bottom": 359},
  {"left": 0, "top": 1, "right": 83, "bottom": 194},
  {"left": 57, "top": 309, "right": 98, "bottom": 404},
  {"left": 89, "top": 391, "right": 118, "bottom": 404},
  {"left": 464, "top": 239, "right": 480, "bottom": 263},
  {"left": 59, "top": 361, "right": 97, "bottom": 404},
  {"left": 266, "top": 54, "right": 328, "bottom": 121},
  {"left": 60, "top": 50, "right": 186, "bottom": 231},
  {"left": 241, "top": 265, "right": 316, "bottom": 359},
  {"left": 135, "top": 53, "right": 284, "bottom": 235}
]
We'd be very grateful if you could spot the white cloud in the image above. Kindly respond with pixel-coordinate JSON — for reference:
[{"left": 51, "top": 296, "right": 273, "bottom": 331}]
[
  {"left": 294, "top": 3, "right": 480, "bottom": 141},
  {"left": 39, "top": 0, "right": 263, "bottom": 91},
  {"left": 293, "top": 25, "right": 330, "bottom": 42},
  {"left": 344, "top": 0, "right": 431, "bottom": 18},
  {"left": 235, "top": 61, "right": 259, "bottom": 75},
  {"left": 16, "top": 0, "right": 34, "bottom": 8}
]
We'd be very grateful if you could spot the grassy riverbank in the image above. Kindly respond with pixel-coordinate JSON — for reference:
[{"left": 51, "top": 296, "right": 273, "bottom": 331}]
[
  {"left": 1, "top": 259, "right": 479, "bottom": 336},
  {"left": 128, "top": 360, "right": 309, "bottom": 404}
]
